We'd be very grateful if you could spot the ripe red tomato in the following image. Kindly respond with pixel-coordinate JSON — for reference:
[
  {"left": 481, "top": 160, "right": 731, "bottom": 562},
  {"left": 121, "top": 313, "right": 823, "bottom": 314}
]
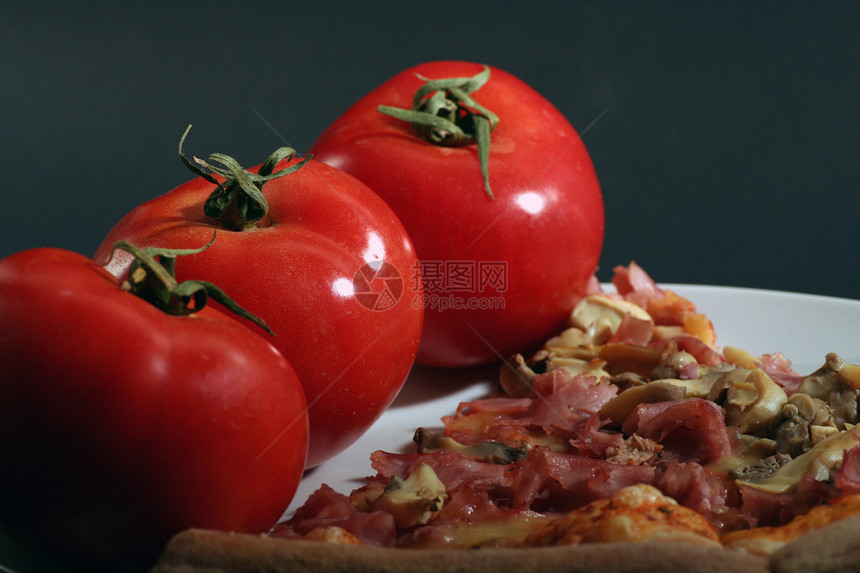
[
  {"left": 93, "top": 134, "right": 424, "bottom": 468},
  {"left": 310, "top": 61, "right": 605, "bottom": 367},
  {"left": 0, "top": 245, "right": 308, "bottom": 570}
]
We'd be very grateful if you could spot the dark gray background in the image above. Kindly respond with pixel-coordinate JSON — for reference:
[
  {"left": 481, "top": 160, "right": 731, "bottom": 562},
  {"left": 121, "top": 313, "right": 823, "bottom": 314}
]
[
  {"left": 3, "top": 2, "right": 859, "bottom": 300},
  {"left": 1, "top": 3, "right": 859, "bottom": 570}
]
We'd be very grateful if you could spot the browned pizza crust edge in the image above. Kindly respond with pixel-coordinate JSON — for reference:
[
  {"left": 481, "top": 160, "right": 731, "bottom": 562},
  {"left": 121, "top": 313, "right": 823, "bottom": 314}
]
[
  {"left": 768, "top": 514, "right": 860, "bottom": 573},
  {"left": 151, "top": 529, "right": 769, "bottom": 573}
]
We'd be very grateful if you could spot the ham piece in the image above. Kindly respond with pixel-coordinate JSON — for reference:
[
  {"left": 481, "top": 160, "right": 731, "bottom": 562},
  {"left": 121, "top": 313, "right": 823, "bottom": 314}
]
[{"left": 621, "top": 398, "right": 741, "bottom": 464}]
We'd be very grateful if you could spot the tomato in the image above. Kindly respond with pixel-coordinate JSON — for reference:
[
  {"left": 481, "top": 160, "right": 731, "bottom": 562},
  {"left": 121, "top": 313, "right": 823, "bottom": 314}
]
[
  {"left": 310, "top": 61, "right": 604, "bottom": 367},
  {"left": 93, "top": 130, "right": 424, "bottom": 468},
  {"left": 0, "top": 244, "right": 308, "bottom": 570}
]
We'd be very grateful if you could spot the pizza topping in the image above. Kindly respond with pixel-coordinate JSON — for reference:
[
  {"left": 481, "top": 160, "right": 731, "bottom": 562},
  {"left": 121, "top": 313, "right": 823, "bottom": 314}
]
[
  {"left": 506, "top": 447, "right": 661, "bottom": 513},
  {"left": 655, "top": 460, "right": 740, "bottom": 530},
  {"left": 597, "top": 381, "right": 687, "bottom": 427},
  {"left": 734, "top": 453, "right": 793, "bottom": 482},
  {"left": 630, "top": 398, "right": 742, "bottom": 466},
  {"left": 834, "top": 444, "right": 860, "bottom": 492},
  {"left": 499, "top": 353, "right": 543, "bottom": 398},
  {"left": 756, "top": 352, "right": 806, "bottom": 393},
  {"left": 442, "top": 368, "right": 618, "bottom": 450},
  {"left": 722, "top": 368, "right": 788, "bottom": 435},
  {"left": 737, "top": 425, "right": 860, "bottom": 494},
  {"left": 654, "top": 370, "right": 728, "bottom": 398},
  {"left": 772, "top": 393, "right": 839, "bottom": 457},
  {"left": 523, "top": 484, "right": 721, "bottom": 547},
  {"left": 611, "top": 262, "right": 717, "bottom": 346},
  {"left": 611, "top": 262, "right": 664, "bottom": 302},
  {"left": 604, "top": 434, "right": 663, "bottom": 465},
  {"left": 273, "top": 263, "right": 860, "bottom": 555},
  {"left": 414, "top": 428, "right": 528, "bottom": 464},
  {"left": 570, "top": 293, "right": 654, "bottom": 345},
  {"left": 370, "top": 463, "right": 447, "bottom": 528},
  {"left": 272, "top": 484, "right": 396, "bottom": 547},
  {"left": 651, "top": 349, "right": 701, "bottom": 380},
  {"left": 795, "top": 353, "right": 860, "bottom": 428},
  {"left": 302, "top": 525, "right": 364, "bottom": 544}
]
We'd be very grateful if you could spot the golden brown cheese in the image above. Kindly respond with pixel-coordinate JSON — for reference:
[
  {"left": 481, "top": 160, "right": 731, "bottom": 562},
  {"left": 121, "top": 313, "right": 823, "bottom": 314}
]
[{"left": 522, "top": 484, "right": 721, "bottom": 547}]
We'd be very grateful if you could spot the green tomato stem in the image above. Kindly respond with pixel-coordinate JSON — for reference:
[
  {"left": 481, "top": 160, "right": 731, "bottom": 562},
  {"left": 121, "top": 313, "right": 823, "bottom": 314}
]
[
  {"left": 377, "top": 65, "right": 498, "bottom": 200},
  {"left": 178, "top": 125, "right": 312, "bottom": 231},
  {"left": 114, "top": 234, "right": 275, "bottom": 336}
]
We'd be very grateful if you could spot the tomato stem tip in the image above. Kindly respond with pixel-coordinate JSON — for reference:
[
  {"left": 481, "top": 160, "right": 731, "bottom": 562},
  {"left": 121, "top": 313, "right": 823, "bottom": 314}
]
[
  {"left": 114, "top": 234, "right": 275, "bottom": 336},
  {"left": 377, "top": 66, "right": 498, "bottom": 200},
  {"left": 178, "top": 124, "right": 312, "bottom": 230}
]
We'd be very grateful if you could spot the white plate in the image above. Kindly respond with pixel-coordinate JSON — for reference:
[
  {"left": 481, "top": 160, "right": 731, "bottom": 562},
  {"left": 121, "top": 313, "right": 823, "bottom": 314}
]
[{"left": 284, "top": 284, "right": 860, "bottom": 518}]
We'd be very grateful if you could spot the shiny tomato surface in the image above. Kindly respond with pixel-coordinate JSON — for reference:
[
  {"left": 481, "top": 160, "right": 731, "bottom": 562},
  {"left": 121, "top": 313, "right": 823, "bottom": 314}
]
[
  {"left": 310, "top": 61, "right": 604, "bottom": 367},
  {"left": 94, "top": 155, "right": 423, "bottom": 468},
  {"left": 0, "top": 248, "right": 308, "bottom": 570}
]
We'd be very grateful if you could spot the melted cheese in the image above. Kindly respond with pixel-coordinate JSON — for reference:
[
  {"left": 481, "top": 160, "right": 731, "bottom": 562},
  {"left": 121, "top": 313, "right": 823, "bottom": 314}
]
[
  {"left": 522, "top": 484, "right": 720, "bottom": 547},
  {"left": 400, "top": 512, "right": 555, "bottom": 549}
]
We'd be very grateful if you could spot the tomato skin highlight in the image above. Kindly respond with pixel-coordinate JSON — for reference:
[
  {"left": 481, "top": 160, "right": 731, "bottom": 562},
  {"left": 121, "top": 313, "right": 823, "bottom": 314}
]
[
  {"left": 0, "top": 248, "right": 309, "bottom": 570},
  {"left": 94, "top": 157, "right": 424, "bottom": 468},
  {"left": 310, "top": 61, "right": 605, "bottom": 368}
]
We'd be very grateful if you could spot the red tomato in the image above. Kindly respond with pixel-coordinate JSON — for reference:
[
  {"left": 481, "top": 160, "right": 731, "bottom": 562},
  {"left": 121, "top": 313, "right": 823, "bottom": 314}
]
[
  {"left": 310, "top": 61, "right": 605, "bottom": 367},
  {"left": 93, "top": 135, "right": 423, "bottom": 468},
  {"left": 0, "top": 246, "right": 308, "bottom": 570}
]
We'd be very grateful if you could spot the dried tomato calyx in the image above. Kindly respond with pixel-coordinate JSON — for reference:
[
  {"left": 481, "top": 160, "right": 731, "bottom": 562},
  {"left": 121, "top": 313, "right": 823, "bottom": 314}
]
[
  {"left": 377, "top": 65, "right": 499, "bottom": 200},
  {"left": 114, "top": 234, "right": 274, "bottom": 335},
  {"left": 178, "top": 124, "right": 312, "bottom": 231}
]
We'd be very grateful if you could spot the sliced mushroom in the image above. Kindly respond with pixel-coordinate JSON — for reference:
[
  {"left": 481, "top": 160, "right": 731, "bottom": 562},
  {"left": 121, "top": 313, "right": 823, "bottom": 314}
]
[
  {"left": 371, "top": 462, "right": 448, "bottom": 528},
  {"left": 544, "top": 327, "right": 592, "bottom": 354},
  {"left": 650, "top": 350, "right": 700, "bottom": 381},
  {"left": 596, "top": 343, "right": 665, "bottom": 378},
  {"left": 609, "top": 372, "right": 649, "bottom": 391},
  {"left": 772, "top": 392, "right": 838, "bottom": 457},
  {"left": 570, "top": 294, "right": 654, "bottom": 345},
  {"left": 652, "top": 370, "right": 727, "bottom": 399},
  {"left": 797, "top": 353, "right": 860, "bottom": 428},
  {"left": 724, "top": 436, "right": 781, "bottom": 480},
  {"left": 550, "top": 356, "right": 610, "bottom": 379},
  {"left": 597, "top": 381, "right": 687, "bottom": 427},
  {"left": 722, "top": 368, "right": 788, "bottom": 435},
  {"left": 499, "top": 349, "right": 610, "bottom": 399},
  {"left": 499, "top": 353, "right": 540, "bottom": 398},
  {"left": 731, "top": 453, "right": 793, "bottom": 481},
  {"left": 414, "top": 427, "right": 528, "bottom": 464}
]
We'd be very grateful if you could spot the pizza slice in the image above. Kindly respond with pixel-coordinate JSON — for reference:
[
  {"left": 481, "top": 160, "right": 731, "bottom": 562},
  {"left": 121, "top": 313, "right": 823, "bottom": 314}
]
[{"left": 151, "top": 263, "right": 860, "bottom": 572}]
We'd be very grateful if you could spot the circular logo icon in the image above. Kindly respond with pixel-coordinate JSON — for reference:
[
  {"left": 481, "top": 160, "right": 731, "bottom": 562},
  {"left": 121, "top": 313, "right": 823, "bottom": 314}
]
[{"left": 352, "top": 261, "right": 404, "bottom": 311}]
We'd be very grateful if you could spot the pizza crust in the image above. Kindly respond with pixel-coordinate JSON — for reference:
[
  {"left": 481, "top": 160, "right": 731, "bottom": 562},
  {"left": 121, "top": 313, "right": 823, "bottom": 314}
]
[
  {"left": 153, "top": 515, "right": 860, "bottom": 573},
  {"left": 768, "top": 515, "right": 860, "bottom": 573},
  {"left": 151, "top": 529, "right": 768, "bottom": 573}
]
